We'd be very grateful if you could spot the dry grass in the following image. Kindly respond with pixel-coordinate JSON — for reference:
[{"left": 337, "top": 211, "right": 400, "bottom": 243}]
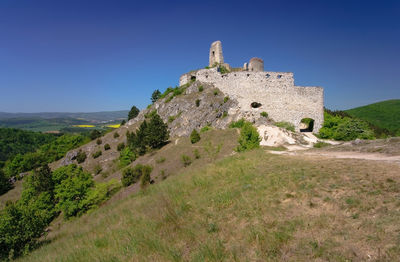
[{"left": 17, "top": 149, "right": 400, "bottom": 261}]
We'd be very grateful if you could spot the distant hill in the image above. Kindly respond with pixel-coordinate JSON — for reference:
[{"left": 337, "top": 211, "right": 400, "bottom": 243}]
[
  {"left": 0, "top": 110, "right": 129, "bottom": 121},
  {"left": 0, "top": 110, "right": 129, "bottom": 132},
  {"left": 345, "top": 99, "right": 400, "bottom": 135}
]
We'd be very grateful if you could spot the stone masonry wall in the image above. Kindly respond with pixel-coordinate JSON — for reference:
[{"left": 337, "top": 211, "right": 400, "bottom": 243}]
[{"left": 180, "top": 68, "right": 324, "bottom": 132}]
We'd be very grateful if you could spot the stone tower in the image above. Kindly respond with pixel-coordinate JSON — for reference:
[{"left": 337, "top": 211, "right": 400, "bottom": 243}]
[
  {"left": 209, "top": 40, "right": 224, "bottom": 67},
  {"left": 248, "top": 57, "right": 264, "bottom": 72}
]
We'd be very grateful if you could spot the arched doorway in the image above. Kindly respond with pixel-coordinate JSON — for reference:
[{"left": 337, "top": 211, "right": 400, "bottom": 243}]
[{"left": 300, "top": 118, "right": 315, "bottom": 132}]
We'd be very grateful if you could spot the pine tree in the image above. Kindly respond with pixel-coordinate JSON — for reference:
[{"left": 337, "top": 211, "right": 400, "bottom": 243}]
[
  {"left": 151, "top": 89, "right": 161, "bottom": 103},
  {"left": 190, "top": 129, "right": 201, "bottom": 144},
  {"left": 128, "top": 105, "right": 140, "bottom": 120},
  {"left": 147, "top": 113, "right": 169, "bottom": 149}
]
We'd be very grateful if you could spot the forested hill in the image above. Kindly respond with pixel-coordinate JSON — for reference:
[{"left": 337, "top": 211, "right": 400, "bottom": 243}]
[
  {"left": 345, "top": 99, "right": 400, "bottom": 135},
  {"left": 0, "top": 128, "right": 57, "bottom": 167}
]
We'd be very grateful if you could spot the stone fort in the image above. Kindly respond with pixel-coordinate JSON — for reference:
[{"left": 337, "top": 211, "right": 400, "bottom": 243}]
[{"left": 180, "top": 41, "right": 324, "bottom": 132}]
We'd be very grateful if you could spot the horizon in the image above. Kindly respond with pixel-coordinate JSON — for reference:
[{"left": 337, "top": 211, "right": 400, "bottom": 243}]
[{"left": 1, "top": 0, "right": 399, "bottom": 112}]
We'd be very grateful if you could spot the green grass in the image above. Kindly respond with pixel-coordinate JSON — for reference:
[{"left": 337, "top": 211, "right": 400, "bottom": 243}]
[
  {"left": 345, "top": 99, "right": 400, "bottom": 134},
  {"left": 18, "top": 149, "right": 400, "bottom": 261}
]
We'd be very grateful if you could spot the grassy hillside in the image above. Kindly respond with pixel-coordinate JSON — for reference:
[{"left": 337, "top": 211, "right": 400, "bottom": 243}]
[
  {"left": 18, "top": 149, "right": 400, "bottom": 261},
  {"left": 345, "top": 99, "right": 400, "bottom": 134}
]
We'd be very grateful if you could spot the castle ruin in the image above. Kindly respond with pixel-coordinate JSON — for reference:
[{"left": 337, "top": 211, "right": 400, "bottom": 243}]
[{"left": 180, "top": 41, "right": 324, "bottom": 132}]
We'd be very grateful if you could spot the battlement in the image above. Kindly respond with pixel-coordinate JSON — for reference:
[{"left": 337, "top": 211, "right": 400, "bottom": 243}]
[{"left": 179, "top": 41, "right": 324, "bottom": 132}]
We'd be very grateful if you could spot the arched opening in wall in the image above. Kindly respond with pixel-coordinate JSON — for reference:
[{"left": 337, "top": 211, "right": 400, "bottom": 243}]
[
  {"left": 190, "top": 76, "right": 196, "bottom": 81},
  {"left": 300, "top": 118, "right": 315, "bottom": 132},
  {"left": 251, "top": 102, "right": 262, "bottom": 108}
]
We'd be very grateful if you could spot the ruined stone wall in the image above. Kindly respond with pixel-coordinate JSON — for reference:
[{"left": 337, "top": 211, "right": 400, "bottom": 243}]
[{"left": 181, "top": 68, "right": 324, "bottom": 132}]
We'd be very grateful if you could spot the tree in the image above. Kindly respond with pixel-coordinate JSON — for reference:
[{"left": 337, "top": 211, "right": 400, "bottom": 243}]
[
  {"left": 135, "top": 120, "right": 149, "bottom": 155},
  {"left": 0, "top": 169, "right": 12, "bottom": 195},
  {"left": 128, "top": 105, "right": 140, "bottom": 120},
  {"left": 190, "top": 129, "right": 201, "bottom": 144},
  {"left": 90, "top": 130, "right": 101, "bottom": 140},
  {"left": 147, "top": 113, "right": 169, "bottom": 149},
  {"left": 151, "top": 89, "right": 161, "bottom": 103}
]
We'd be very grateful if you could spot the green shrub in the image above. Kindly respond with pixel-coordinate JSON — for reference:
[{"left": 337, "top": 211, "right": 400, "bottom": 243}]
[
  {"left": 122, "top": 164, "right": 152, "bottom": 187},
  {"left": 237, "top": 121, "right": 261, "bottom": 152},
  {"left": 219, "top": 65, "right": 230, "bottom": 74},
  {"left": 318, "top": 111, "right": 375, "bottom": 141},
  {"left": 119, "top": 147, "right": 136, "bottom": 168},
  {"left": 181, "top": 154, "right": 192, "bottom": 167},
  {"left": 198, "top": 85, "right": 204, "bottom": 92},
  {"left": 90, "top": 130, "right": 102, "bottom": 140},
  {"left": 92, "top": 150, "right": 102, "bottom": 159},
  {"left": 260, "top": 111, "right": 268, "bottom": 118},
  {"left": 120, "top": 120, "right": 126, "bottom": 126},
  {"left": 222, "top": 111, "right": 228, "bottom": 118},
  {"left": 275, "top": 122, "right": 295, "bottom": 132},
  {"left": 224, "top": 96, "right": 229, "bottom": 103},
  {"left": 313, "top": 142, "right": 330, "bottom": 148},
  {"left": 104, "top": 143, "right": 111, "bottom": 150},
  {"left": 190, "top": 129, "right": 201, "bottom": 144},
  {"left": 140, "top": 169, "right": 152, "bottom": 188},
  {"left": 213, "top": 90, "right": 218, "bottom": 96},
  {"left": 194, "top": 149, "right": 201, "bottom": 159},
  {"left": 200, "top": 125, "right": 212, "bottom": 132},
  {"left": 156, "top": 157, "right": 166, "bottom": 163},
  {"left": 79, "top": 180, "right": 120, "bottom": 212},
  {"left": 76, "top": 149, "right": 87, "bottom": 164},
  {"left": 229, "top": 118, "right": 245, "bottom": 128},
  {"left": 93, "top": 164, "right": 103, "bottom": 175},
  {"left": 117, "top": 142, "right": 125, "bottom": 151},
  {"left": 196, "top": 99, "right": 200, "bottom": 107},
  {"left": 96, "top": 138, "right": 102, "bottom": 145},
  {"left": 113, "top": 132, "right": 120, "bottom": 138}
]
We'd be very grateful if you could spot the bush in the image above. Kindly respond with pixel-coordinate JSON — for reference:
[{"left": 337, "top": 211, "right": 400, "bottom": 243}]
[
  {"left": 213, "top": 90, "right": 218, "bottom": 96},
  {"left": 181, "top": 154, "right": 192, "bottom": 167},
  {"left": 119, "top": 147, "right": 136, "bottom": 168},
  {"left": 122, "top": 164, "right": 152, "bottom": 187},
  {"left": 156, "top": 157, "right": 166, "bottom": 163},
  {"left": 128, "top": 105, "right": 140, "bottom": 120},
  {"left": 194, "top": 149, "right": 201, "bottom": 159},
  {"left": 92, "top": 150, "right": 102, "bottom": 159},
  {"left": 200, "top": 125, "right": 212, "bottom": 132},
  {"left": 96, "top": 138, "right": 102, "bottom": 145},
  {"left": 90, "top": 130, "right": 102, "bottom": 140},
  {"left": 196, "top": 99, "right": 200, "bottom": 107},
  {"left": 219, "top": 65, "right": 230, "bottom": 74},
  {"left": 229, "top": 118, "right": 245, "bottom": 128},
  {"left": 222, "top": 111, "right": 228, "bottom": 118},
  {"left": 76, "top": 149, "right": 87, "bottom": 164},
  {"left": 313, "top": 142, "right": 330, "bottom": 148},
  {"left": 224, "top": 96, "right": 229, "bottom": 103},
  {"left": 318, "top": 111, "right": 375, "bottom": 141},
  {"left": 237, "top": 121, "right": 261, "bottom": 152},
  {"left": 54, "top": 167, "right": 94, "bottom": 219},
  {"left": 275, "top": 122, "right": 295, "bottom": 132},
  {"left": 117, "top": 142, "right": 125, "bottom": 151},
  {"left": 260, "top": 111, "right": 268, "bottom": 118},
  {"left": 93, "top": 164, "right": 103, "bottom": 175},
  {"left": 140, "top": 169, "right": 151, "bottom": 188},
  {"left": 79, "top": 180, "right": 120, "bottom": 212},
  {"left": 190, "top": 129, "right": 201, "bottom": 144},
  {"left": 198, "top": 85, "right": 204, "bottom": 92},
  {"left": 120, "top": 120, "right": 126, "bottom": 126},
  {"left": 104, "top": 143, "right": 111, "bottom": 150},
  {"left": 113, "top": 132, "right": 120, "bottom": 138}
]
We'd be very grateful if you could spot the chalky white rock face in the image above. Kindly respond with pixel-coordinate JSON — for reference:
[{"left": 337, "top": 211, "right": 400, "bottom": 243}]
[{"left": 181, "top": 68, "right": 324, "bottom": 132}]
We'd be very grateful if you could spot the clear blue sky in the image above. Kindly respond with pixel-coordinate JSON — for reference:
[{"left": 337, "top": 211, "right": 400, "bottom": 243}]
[{"left": 0, "top": 0, "right": 399, "bottom": 112}]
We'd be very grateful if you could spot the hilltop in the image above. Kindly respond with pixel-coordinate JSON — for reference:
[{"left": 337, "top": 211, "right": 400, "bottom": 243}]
[{"left": 345, "top": 99, "right": 400, "bottom": 135}]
